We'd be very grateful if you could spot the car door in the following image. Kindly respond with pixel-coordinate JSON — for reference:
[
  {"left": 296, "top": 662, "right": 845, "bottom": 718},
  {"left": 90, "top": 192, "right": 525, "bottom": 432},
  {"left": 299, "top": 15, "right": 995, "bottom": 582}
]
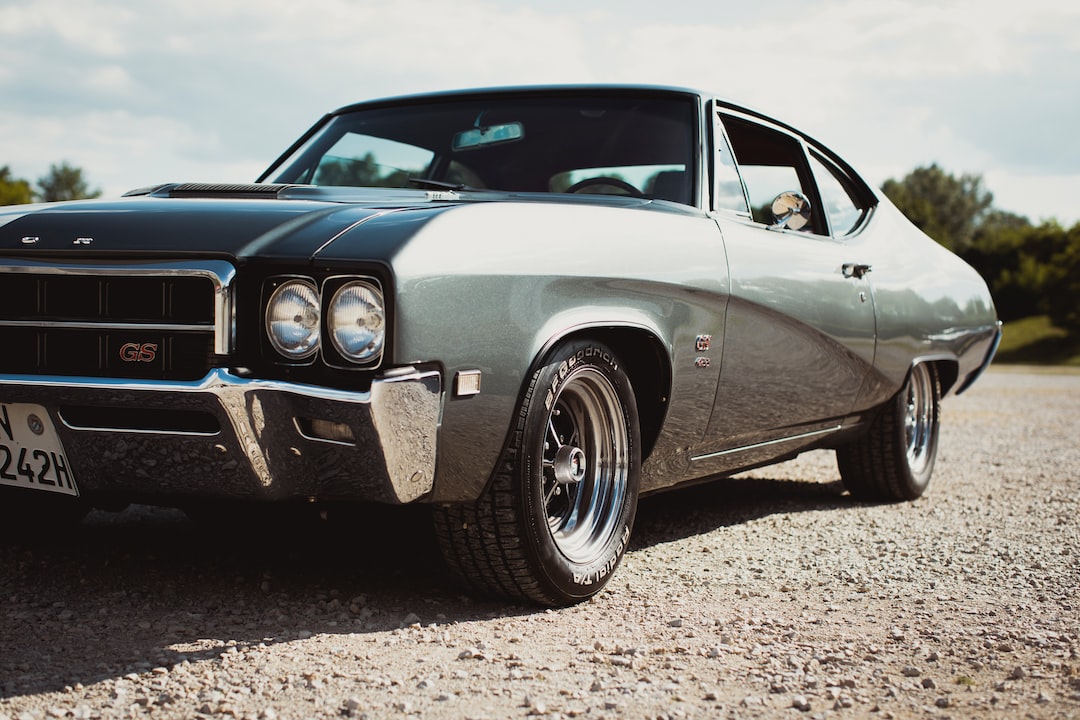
[{"left": 694, "top": 110, "right": 877, "bottom": 469}]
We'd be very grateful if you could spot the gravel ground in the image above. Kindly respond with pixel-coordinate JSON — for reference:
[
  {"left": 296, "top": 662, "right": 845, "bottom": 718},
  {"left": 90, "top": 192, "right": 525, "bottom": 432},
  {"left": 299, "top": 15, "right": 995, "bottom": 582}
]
[{"left": 1, "top": 366, "right": 1078, "bottom": 720}]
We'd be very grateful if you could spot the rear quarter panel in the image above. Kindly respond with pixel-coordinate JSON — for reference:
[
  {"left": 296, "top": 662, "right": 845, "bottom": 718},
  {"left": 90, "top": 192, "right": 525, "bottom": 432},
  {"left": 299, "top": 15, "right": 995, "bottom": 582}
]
[{"left": 851, "top": 197, "right": 999, "bottom": 409}]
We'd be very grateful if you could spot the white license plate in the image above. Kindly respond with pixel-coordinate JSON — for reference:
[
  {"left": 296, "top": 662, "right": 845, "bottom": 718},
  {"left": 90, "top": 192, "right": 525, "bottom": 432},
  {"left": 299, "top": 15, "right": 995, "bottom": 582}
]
[{"left": 0, "top": 403, "right": 78, "bottom": 496}]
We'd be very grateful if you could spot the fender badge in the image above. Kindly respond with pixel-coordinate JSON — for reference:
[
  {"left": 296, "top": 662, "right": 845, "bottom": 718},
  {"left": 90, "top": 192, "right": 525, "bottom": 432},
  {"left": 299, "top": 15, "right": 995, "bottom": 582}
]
[
  {"left": 20, "top": 236, "right": 39, "bottom": 245},
  {"left": 73, "top": 237, "right": 93, "bottom": 245}
]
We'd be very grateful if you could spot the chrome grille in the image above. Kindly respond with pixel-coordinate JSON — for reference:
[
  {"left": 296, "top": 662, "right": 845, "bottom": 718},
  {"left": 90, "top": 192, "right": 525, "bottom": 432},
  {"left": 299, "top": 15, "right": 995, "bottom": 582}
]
[{"left": 0, "top": 260, "right": 234, "bottom": 380}]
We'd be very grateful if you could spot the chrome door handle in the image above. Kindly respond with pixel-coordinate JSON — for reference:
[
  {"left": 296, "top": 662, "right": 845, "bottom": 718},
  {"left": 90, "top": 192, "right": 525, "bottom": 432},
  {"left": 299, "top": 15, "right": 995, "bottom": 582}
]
[{"left": 842, "top": 263, "right": 871, "bottom": 279}]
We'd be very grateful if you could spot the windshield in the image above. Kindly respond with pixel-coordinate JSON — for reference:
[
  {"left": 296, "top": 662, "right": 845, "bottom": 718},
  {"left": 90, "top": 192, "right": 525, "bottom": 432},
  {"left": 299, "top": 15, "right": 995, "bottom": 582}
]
[{"left": 262, "top": 94, "right": 697, "bottom": 204}]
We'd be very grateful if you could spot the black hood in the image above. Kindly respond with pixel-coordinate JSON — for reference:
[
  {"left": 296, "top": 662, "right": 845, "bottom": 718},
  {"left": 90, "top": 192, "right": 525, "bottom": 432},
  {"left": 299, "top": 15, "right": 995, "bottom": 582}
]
[{"left": 0, "top": 184, "right": 458, "bottom": 261}]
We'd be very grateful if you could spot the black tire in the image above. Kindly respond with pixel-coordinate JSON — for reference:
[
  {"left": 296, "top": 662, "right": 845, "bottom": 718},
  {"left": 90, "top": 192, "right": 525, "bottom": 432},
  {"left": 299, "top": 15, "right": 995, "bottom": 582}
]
[
  {"left": 434, "top": 340, "right": 641, "bottom": 606},
  {"left": 837, "top": 363, "right": 941, "bottom": 501}
]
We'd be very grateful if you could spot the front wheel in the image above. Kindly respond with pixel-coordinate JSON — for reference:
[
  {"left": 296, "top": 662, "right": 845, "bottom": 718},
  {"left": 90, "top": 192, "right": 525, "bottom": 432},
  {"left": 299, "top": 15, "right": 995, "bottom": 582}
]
[
  {"left": 837, "top": 363, "right": 941, "bottom": 501},
  {"left": 434, "top": 340, "right": 641, "bottom": 606}
]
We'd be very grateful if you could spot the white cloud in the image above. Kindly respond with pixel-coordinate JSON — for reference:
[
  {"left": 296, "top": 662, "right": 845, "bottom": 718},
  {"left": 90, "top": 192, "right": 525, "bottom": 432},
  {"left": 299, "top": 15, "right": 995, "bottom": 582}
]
[
  {"left": 0, "top": 0, "right": 1077, "bottom": 224},
  {"left": 0, "top": 1, "right": 133, "bottom": 57}
]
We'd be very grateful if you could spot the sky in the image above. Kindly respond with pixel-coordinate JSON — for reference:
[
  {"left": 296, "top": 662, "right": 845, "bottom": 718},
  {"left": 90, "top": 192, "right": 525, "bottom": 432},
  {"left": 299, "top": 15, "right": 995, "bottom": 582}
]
[{"left": 1, "top": 0, "right": 1078, "bottom": 225}]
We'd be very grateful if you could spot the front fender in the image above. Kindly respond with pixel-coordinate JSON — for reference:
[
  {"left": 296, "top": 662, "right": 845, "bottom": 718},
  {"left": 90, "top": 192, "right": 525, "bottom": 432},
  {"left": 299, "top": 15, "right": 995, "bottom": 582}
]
[{"left": 382, "top": 201, "right": 730, "bottom": 502}]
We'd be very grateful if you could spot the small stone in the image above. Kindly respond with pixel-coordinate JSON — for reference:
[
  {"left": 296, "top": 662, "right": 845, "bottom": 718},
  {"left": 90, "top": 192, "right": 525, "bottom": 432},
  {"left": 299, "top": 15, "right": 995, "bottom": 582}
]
[
  {"left": 935, "top": 697, "right": 951, "bottom": 708},
  {"left": 922, "top": 678, "right": 937, "bottom": 689},
  {"left": 668, "top": 618, "right": 683, "bottom": 628},
  {"left": 902, "top": 666, "right": 921, "bottom": 677},
  {"left": 1008, "top": 666, "right": 1026, "bottom": 680},
  {"left": 792, "top": 695, "right": 811, "bottom": 711}
]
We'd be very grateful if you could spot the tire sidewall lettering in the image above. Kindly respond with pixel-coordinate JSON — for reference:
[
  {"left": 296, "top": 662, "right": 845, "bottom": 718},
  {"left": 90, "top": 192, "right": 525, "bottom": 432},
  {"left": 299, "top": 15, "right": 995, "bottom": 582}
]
[
  {"left": 529, "top": 341, "right": 639, "bottom": 601},
  {"left": 544, "top": 346, "right": 620, "bottom": 411},
  {"left": 571, "top": 524, "right": 631, "bottom": 586}
]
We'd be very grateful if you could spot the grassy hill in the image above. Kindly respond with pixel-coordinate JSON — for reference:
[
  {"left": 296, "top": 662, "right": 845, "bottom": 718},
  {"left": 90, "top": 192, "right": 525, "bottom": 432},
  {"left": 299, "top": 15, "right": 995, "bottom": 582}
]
[{"left": 994, "top": 316, "right": 1080, "bottom": 366}]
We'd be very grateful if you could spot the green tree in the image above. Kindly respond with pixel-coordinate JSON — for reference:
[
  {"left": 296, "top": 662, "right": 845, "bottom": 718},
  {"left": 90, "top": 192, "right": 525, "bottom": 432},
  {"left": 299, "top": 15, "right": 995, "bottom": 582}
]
[
  {"left": 881, "top": 165, "right": 1080, "bottom": 339},
  {"left": 963, "top": 210, "right": 1037, "bottom": 320},
  {"left": 1043, "top": 223, "right": 1080, "bottom": 332},
  {"left": 0, "top": 165, "right": 33, "bottom": 205},
  {"left": 881, "top": 163, "right": 993, "bottom": 253},
  {"left": 36, "top": 161, "right": 101, "bottom": 202}
]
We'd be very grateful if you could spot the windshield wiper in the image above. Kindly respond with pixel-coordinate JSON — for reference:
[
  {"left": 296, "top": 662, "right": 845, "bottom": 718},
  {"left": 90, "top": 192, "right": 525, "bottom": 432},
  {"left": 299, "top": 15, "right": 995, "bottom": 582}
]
[{"left": 407, "top": 177, "right": 470, "bottom": 191}]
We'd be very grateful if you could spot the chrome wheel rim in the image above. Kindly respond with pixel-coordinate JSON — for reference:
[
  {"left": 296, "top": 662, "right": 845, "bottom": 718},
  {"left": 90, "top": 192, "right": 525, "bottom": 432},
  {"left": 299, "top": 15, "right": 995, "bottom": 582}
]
[
  {"left": 542, "top": 367, "right": 629, "bottom": 565},
  {"left": 904, "top": 364, "right": 935, "bottom": 474}
]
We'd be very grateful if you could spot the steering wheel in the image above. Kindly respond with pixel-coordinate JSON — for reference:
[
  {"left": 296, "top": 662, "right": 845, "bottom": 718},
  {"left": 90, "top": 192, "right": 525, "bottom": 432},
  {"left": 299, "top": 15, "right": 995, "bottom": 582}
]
[{"left": 565, "top": 176, "right": 643, "bottom": 197}]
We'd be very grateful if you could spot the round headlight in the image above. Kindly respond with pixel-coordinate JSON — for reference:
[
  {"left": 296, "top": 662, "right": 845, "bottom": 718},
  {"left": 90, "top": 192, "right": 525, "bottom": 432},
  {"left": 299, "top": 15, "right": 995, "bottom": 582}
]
[
  {"left": 266, "top": 279, "right": 320, "bottom": 359},
  {"left": 329, "top": 281, "right": 385, "bottom": 362}
]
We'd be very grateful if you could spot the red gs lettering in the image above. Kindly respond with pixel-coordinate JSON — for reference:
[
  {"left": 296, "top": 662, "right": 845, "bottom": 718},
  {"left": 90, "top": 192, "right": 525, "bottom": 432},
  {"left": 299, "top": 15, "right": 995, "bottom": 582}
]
[{"left": 119, "top": 342, "right": 158, "bottom": 363}]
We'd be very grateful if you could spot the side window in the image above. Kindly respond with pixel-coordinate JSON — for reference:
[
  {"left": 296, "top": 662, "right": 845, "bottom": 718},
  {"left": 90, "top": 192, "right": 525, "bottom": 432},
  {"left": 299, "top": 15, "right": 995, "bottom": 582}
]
[
  {"left": 809, "top": 152, "right": 864, "bottom": 236},
  {"left": 720, "top": 114, "right": 824, "bottom": 234},
  {"left": 713, "top": 116, "right": 750, "bottom": 214}
]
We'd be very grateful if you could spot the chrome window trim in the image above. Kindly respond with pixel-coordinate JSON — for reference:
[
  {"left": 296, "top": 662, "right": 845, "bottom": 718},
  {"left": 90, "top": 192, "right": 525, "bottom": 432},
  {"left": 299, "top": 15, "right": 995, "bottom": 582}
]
[{"left": 0, "top": 259, "right": 236, "bottom": 355}]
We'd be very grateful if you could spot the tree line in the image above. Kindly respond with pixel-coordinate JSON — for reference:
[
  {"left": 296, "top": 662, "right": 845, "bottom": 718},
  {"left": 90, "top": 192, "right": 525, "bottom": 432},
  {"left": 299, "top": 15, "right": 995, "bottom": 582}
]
[
  {"left": 0, "top": 162, "right": 101, "bottom": 204},
  {"left": 882, "top": 164, "right": 1079, "bottom": 335},
  {"left": 1, "top": 160, "right": 1076, "bottom": 337}
]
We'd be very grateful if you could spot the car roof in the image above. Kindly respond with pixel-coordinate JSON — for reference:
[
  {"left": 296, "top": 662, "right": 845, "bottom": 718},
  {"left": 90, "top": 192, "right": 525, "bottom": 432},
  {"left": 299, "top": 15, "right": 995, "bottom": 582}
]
[{"left": 331, "top": 84, "right": 711, "bottom": 115}]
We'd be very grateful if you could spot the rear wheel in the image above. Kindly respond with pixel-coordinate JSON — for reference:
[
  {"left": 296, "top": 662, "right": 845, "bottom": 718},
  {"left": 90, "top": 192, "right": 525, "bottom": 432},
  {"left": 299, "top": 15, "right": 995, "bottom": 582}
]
[
  {"left": 434, "top": 340, "right": 640, "bottom": 606},
  {"left": 837, "top": 363, "right": 941, "bottom": 501}
]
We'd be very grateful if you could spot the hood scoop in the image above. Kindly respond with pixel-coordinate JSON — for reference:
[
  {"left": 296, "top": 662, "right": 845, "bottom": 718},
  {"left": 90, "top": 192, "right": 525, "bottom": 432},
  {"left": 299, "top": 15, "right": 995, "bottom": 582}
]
[{"left": 124, "top": 183, "right": 295, "bottom": 199}]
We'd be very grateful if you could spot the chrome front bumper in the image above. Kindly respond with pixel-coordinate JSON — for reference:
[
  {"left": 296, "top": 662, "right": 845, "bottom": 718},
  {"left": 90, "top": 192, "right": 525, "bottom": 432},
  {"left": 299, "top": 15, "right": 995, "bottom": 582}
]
[{"left": 0, "top": 367, "right": 442, "bottom": 504}]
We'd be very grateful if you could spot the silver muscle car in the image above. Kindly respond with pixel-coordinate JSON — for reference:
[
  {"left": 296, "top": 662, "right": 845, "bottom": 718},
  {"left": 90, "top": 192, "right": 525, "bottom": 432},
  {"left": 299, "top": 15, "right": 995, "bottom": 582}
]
[{"left": 0, "top": 86, "right": 999, "bottom": 605}]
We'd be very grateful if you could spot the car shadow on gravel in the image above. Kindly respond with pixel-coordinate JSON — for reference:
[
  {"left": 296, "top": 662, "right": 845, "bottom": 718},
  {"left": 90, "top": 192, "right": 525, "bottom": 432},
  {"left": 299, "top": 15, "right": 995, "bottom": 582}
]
[
  {"left": 0, "top": 503, "right": 489, "bottom": 699},
  {"left": 0, "top": 475, "right": 859, "bottom": 700},
  {"left": 631, "top": 474, "right": 853, "bottom": 549}
]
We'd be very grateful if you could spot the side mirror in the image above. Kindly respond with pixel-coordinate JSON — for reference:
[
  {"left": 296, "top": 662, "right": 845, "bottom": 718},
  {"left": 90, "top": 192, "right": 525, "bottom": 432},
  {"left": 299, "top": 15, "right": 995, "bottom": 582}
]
[{"left": 768, "top": 191, "right": 811, "bottom": 231}]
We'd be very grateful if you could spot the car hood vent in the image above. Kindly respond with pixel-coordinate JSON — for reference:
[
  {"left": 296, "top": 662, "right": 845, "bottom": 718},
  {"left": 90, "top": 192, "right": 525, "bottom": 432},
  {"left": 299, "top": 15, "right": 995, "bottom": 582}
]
[{"left": 165, "top": 183, "right": 293, "bottom": 199}]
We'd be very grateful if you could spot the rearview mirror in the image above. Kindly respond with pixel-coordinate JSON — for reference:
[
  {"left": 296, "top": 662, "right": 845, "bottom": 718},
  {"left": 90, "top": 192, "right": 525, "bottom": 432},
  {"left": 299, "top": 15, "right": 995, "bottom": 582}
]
[{"left": 452, "top": 122, "right": 524, "bottom": 151}]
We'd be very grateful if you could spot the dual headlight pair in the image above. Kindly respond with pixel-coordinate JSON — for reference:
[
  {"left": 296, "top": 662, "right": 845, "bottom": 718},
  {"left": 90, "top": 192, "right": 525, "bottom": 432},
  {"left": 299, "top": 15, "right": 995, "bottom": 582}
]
[{"left": 265, "top": 277, "right": 385, "bottom": 364}]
